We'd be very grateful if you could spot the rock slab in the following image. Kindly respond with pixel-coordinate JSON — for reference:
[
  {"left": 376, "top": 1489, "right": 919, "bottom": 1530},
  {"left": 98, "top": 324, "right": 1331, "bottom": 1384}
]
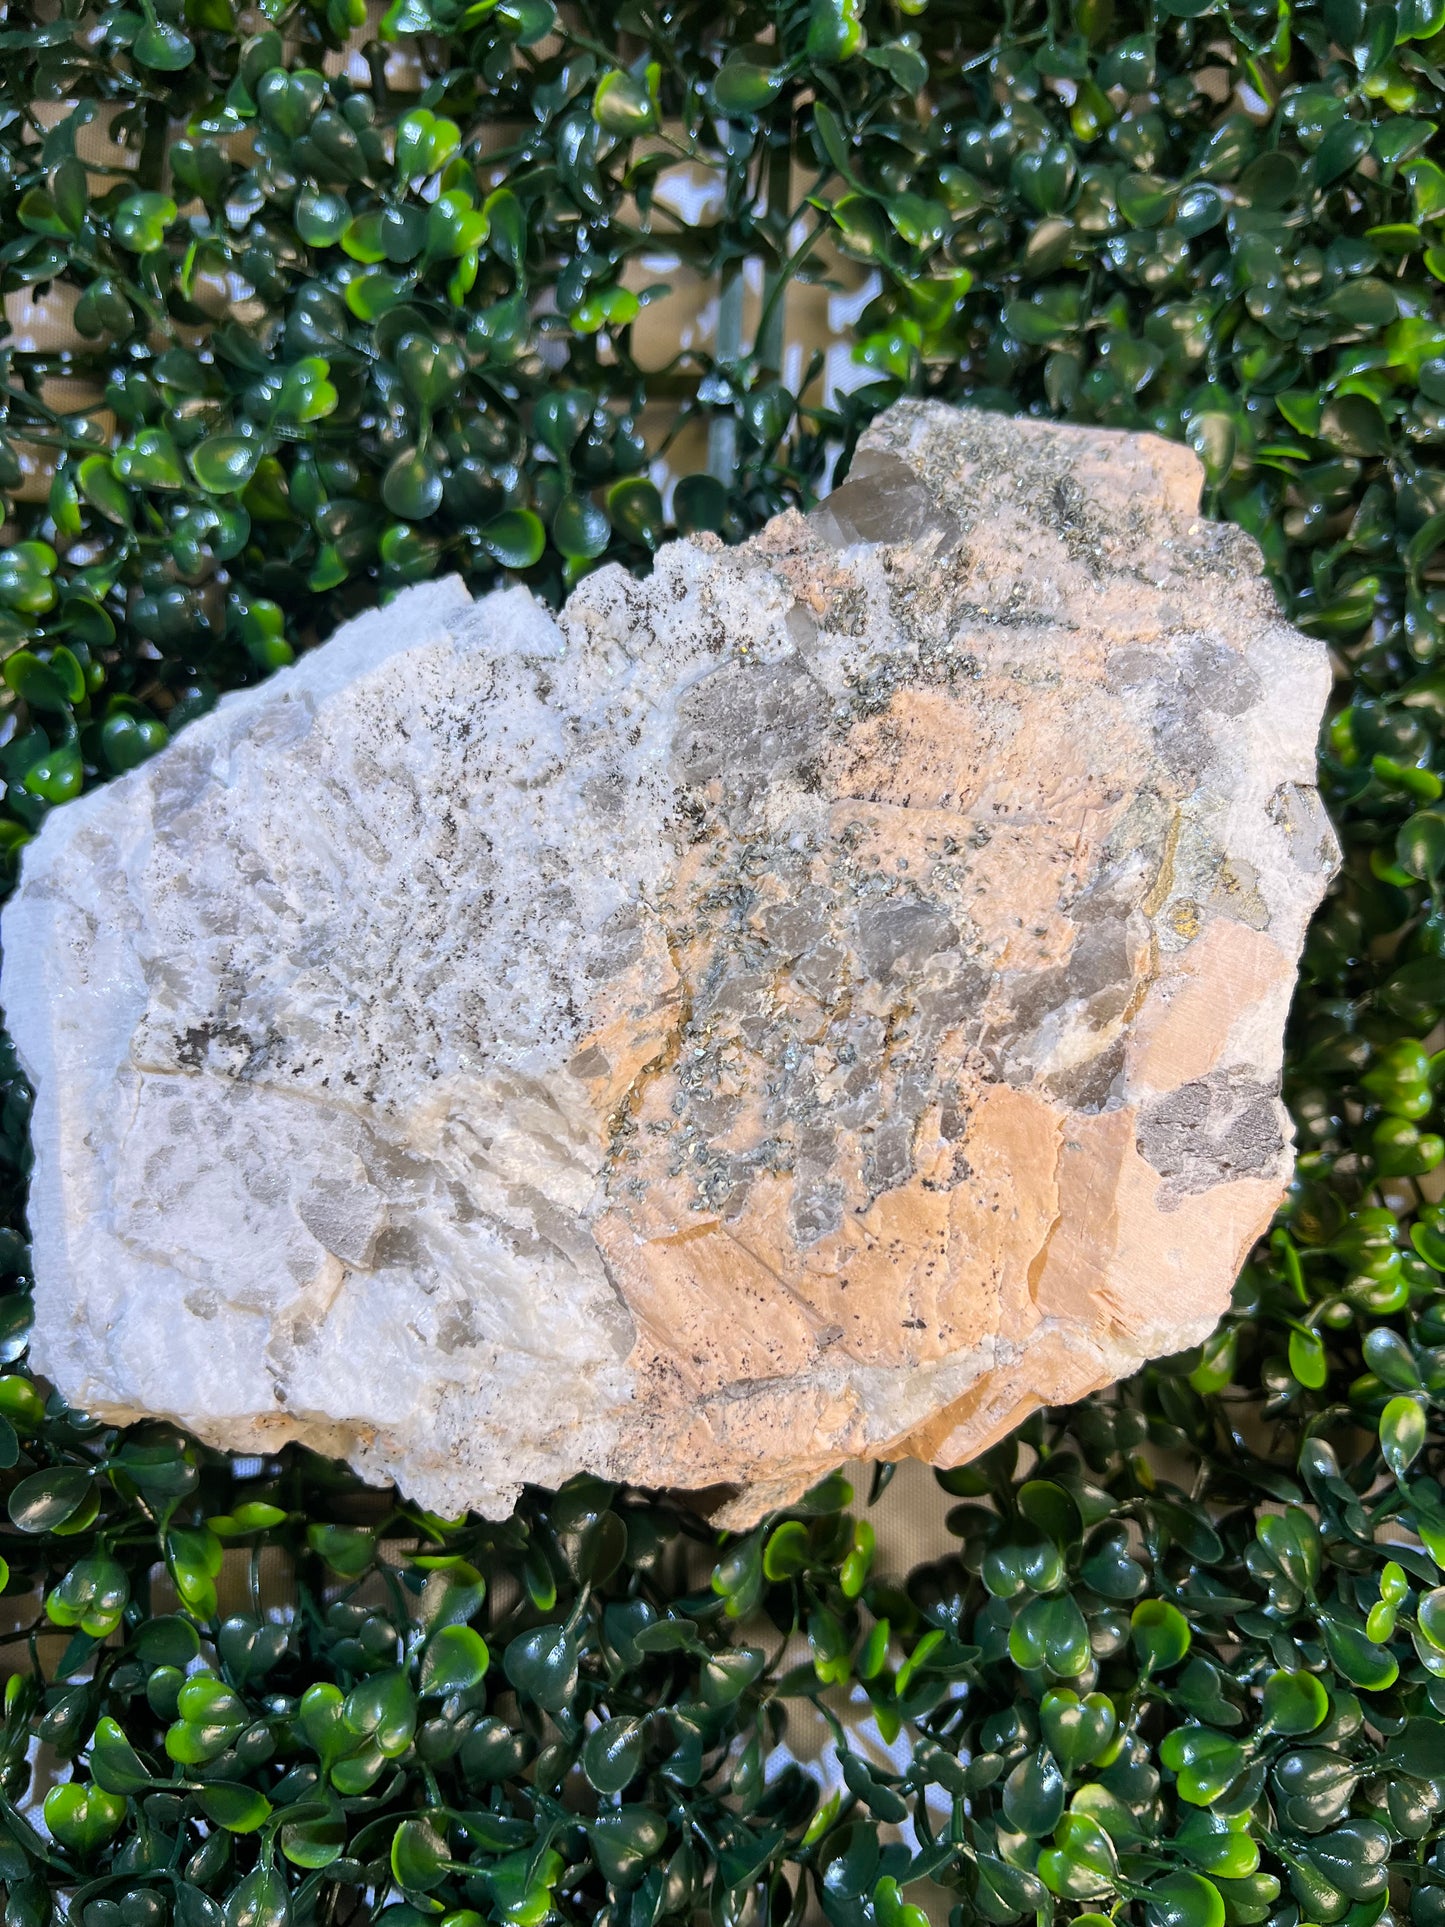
[{"left": 2, "top": 402, "right": 1339, "bottom": 1522}]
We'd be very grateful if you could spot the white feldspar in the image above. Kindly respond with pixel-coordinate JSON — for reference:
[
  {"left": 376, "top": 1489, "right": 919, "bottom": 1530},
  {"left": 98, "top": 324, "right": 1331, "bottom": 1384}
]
[{"left": 2, "top": 402, "right": 1339, "bottom": 1523}]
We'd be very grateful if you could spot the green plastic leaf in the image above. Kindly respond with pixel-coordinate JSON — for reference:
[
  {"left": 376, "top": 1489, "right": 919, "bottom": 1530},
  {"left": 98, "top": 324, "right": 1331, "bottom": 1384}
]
[
  {"left": 763, "top": 1519, "right": 812, "bottom": 1581},
  {"left": 4, "top": 651, "right": 76, "bottom": 713},
  {"left": 135, "top": 20, "right": 195, "bottom": 68},
  {"left": 1001, "top": 1746, "right": 1066, "bottom": 1836},
  {"left": 419, "top": 1623, "right": 489, "bottom": 1695},
  {"left": 195, "top": 1783, "right": 272, "bottom": 1833},
  {"left": 307, "top": 1523, "right": 375, "bottom": 1575},
  {"left": 593, "top": 65, "right": 660, "bottom": 136},
  {"left": 1289, "top": 1326, "right": 1328, "bottom": 1389},
  {"left": 77, "top": 455, "right": 131, "bottom": 523},
  {"left": 1159, "top": 1726, "right": 1247, "bottom": 1805},
  {"left": 1320, "top": 1616, "right": 1399, "bottom": 1691},
  {"left": 582, "top": 1715, "right": 645, "bottom": 1793},
  {"left": 701, "top": 1644, "right": 767, "bottom": 1706},
  {"left": 342, "top": 1669, "right": 417, "bottom": 1756},
  {"left": 392, "top": 1816, "right": 450, "bottom": 1893},
  {"left": 113, "top": 192, "right": 178, "bottom": 253},
  {"left": 1146, "top": 1872, "right": 1226, "bottom": 1927},
  {"left": 90, "top": 1716, "right": 157, "bottom": 1796},
  {"left": 1009, "top": 1593, "right": 1091, "bottom": 1676},
  {"left": 1040, "top": 1687, "right": 1117, "bottom": 1773},
  {"left": 713, "top": 51, "right": 785, "bottom": 114},
  {"left": 503, "top": 1623, "right": 578, "bottom": 1710},
  {"left": 1132, "top": 1599, "right": 1192, "bottom": 1669},
  {"left": 674, "top": 473, "right": 730, "bottom": 533},
  {"left": 256, "top": 68, "right": 325, "bottom": 140},
  {"left": 43, "top": 1781, "right": 126, "bottom": 1853},
  {"left": 607, "top": 477, "right": 665, "bottom": 548},
  {"left": 1177, "top": 1811, "right": 1260, "bottom": 1879},
  {"left": 189, "top": 435, "right": 263, "bottom": 494},
  {"left": 552, "top": 493, "right": 610, "bottom": 560},
  {"left": 47, "top": 1554, "right": 127, "bottom": 1636},
  {"left": 807, "top": 0, "right": 866, "bottom": 62},
  {"left": 1257, "top": 1508, "right": 1321, "bottom": 1593},
  {"left": 1418, "top": 1586, "right": 1445, "bottom": 1650},
  {"left": 534, "top": 388, "right": 593, "bottom": 459},
  {"left": 9, "top": 1467, "right": 92, "bottom": 1534},
  {"left": 224, "top": 1864, "right": 290, "bottom": 1927},
  {"left": 395, "top": 106, "right": 461, "bottom": 180},
  {"left": 382, "top": 448, "right": 443, "bottom": 520},
  {"left": 114, "top": 430, "right": 185, "bottom": 491},
  {"left": 1261, "top": 1668, "right": 1329, "bottom": 1735},
  {"left": 1186, "top": 411, "right": 1238, "bottom": 487},
  {"left": 590, "top": 1806, "right": 667, "bottom": 1888},
  {"left": 279, "top": 1803, "right": 346, "bottom": 1869},
  {"left": 480, "top": 508, "right": 546, "bottom": 570},
  {"left": 1038, "top": 1813, "right": 1118, "bottom": 1898},
  {"left": 1381, "top": 1395, "right": 1427, "bottom": 1478}
]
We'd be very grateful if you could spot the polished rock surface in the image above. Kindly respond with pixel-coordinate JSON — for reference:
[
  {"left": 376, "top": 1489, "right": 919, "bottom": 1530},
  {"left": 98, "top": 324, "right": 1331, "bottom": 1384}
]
[{"left": 2, "top": 401, "right": 1339, "bottom": 1521}]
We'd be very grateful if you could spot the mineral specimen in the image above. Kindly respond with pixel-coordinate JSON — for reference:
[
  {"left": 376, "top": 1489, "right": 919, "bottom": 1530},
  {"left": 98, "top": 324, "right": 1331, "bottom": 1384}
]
[{"left": 1, "top": 401, "right": 1339, "bottom": 1522}]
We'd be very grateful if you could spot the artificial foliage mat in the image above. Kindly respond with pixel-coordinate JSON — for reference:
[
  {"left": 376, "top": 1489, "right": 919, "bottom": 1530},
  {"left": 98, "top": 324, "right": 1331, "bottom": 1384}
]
[{"left": 0, "top": 1, "right": 1444, "bottom": 1926}]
